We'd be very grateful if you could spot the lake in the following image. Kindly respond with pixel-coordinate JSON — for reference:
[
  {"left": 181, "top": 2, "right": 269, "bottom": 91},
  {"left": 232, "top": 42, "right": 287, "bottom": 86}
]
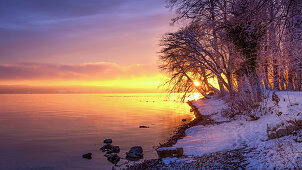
[{"left": 0, "top": 93, "right": 194, "bottom": 170}]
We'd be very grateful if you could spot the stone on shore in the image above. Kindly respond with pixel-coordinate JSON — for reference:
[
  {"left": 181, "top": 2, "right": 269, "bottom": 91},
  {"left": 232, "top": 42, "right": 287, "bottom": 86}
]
[
  {"left": 126, "top": 146, "right": 143, "bottom": 159},
  {"left": 156, "top": 147, "right": 183, "bottom": 158},
  {"left": 267, "top": 119, "right": 302, "bottom": 139},
  {"left": 295, "top": 136, "right": 302, "bottom": 143},
  {"left": 82, "top": 153, "right": 92, "bottom": 159}
]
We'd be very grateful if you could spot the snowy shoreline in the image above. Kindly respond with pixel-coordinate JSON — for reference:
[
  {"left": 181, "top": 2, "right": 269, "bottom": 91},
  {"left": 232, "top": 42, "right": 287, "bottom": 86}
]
[
  {"left": 157, "top": 100, "right": 213, "bottom": 148},
  {"left": 125, "top": 91, "right": 302, "bottom": 169}
]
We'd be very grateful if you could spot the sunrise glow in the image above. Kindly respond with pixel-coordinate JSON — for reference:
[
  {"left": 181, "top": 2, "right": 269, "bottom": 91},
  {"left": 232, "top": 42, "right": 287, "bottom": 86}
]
[
  {"left": 1, "top": 0, "right": 301, "bottom": 169},
  {"left": 194, "top": 81, "right": 200, "bottom": 86}
]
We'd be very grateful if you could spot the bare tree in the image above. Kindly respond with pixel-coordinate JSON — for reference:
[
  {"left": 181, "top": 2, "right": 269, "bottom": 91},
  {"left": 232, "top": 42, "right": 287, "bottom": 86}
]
[
  {"left": 160, "top": 0, "right": 302, "bottom": 101},
  {"left": 160, "top": 23, "right": 236, "bottom": 99}
]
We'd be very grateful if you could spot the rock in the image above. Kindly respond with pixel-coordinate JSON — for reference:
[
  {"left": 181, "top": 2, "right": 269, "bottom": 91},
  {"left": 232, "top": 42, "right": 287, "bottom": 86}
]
[
  {"left": 182, "top": 119, "right": 187, "bottom": 122},
  {"left": 267, "top": 131, "right": 277, "bottom": 139},
  {"left": 156, "top": 147, "right": 183, "bottom": 158},
  {"left": 126, "top": 146, "right": 143, "bottom": 159},
  {"left": 294, "top": 135, "right": 302, "bottom": 143},
  {"left": 267, "top": 127, "right": 290, "bottom": 139},
  {"left": 104, "top": 153, "right": 113, "bottom": 157},
  {"left": 272, "top": 91, "right": 280, "bottom": 105},
  {"left": 139, "top": 126, "right": 149, "bottom": 128},
  {"left": 267, "top": 120, "right": 302, "bottom": 139},
  {"left": 107, "top": 146, "right": 120, "bottom": 154},
  {"left": 100, "top": 144, "right": 112, "bottom": 152},
  {"left": 105, "top": 153, "right": 120, "bottom": 165},
  {"left": 82, "top": 153, "right": 92, "bottom": 159},
  {"left": 276, "top": 128, "right": 288, "bottom": 137},
  {"left": 249, "top": 115, "right": 259, "bottom": 121},
  {"left": 104, "top": 139, "right": 112, "bottom": 144}
]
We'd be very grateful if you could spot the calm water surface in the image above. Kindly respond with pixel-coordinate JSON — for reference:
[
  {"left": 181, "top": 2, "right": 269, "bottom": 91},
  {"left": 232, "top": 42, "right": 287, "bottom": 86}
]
[{"left": 0, "top": 93, "right": 194, "bottom": 170}]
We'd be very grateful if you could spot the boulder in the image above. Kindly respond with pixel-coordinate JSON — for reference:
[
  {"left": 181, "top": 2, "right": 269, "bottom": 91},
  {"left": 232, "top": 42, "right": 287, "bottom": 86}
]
[
  {"left": 156, "top": 147, "right": 183, "bottom": 158},
  {"left": 82, "top": 153, "right": 92, "bottom": 159},
  {"left": 267, "top": 119, "right": 302, "bottom": 139},
  {"left": 107, "top": 146, "right": 120, "bottom": 154},
  {"left": 105, "top": 153, "right": 120, "bottom": 165},
  {"left": 104, "top": 139, "right": 112, "bottom": 144},
  {"left": 100, "top": 144, "right": 112, "bottom": 152},
  {"left": 126, "top": 146, "right": 143, "bottom": 159}
]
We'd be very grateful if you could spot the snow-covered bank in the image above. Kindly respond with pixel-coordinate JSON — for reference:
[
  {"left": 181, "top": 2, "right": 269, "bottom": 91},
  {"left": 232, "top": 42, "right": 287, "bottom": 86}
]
[{"left": 173, "top": 91, "right": 302, "bottom": 169}]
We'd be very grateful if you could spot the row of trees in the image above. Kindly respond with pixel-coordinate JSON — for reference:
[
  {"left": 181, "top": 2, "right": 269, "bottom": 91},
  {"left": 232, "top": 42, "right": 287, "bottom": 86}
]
[{"left": 160, "top": 0, "right": 302, "bottom": 100}]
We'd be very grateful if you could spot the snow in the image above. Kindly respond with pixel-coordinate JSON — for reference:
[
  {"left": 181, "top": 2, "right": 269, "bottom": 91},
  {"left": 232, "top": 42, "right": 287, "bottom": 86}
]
[
  {"left": 161, "top": 157, "right": 196, "bottom": 165},
  {"left": 157, "top": 147, "right": 178, "bottom": 151},
  {"left": 191, "top": 97, "right": 230, "bottom": 122},
  {"left": 174, "top": 91, "right": 302, "bottom": 169},
  {"left": 191, "top": 97, "right": 226, "bottom": 116},
  {"left": 162, "top": 157, "right": 180, "bottom": 165},
  {"left": 174, "top": 124, "right": 239, "bottom": 156}
]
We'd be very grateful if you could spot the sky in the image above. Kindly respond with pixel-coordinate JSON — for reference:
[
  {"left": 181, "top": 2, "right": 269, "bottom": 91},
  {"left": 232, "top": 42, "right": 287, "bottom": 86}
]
[{"left": 0, "top": 0, "right": 175, "bottom": 93}]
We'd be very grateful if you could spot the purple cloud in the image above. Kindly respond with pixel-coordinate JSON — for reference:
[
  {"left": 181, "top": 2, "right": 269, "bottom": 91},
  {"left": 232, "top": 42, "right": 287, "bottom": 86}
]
[
  {"left": 0, "top": 0, "right": 173, "bottom": 65},
  {"left": 0, "top": 62, "right": 159, "bottom": 81}
]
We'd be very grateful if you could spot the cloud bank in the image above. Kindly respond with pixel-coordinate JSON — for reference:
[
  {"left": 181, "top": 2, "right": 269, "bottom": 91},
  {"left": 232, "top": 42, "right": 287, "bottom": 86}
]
[{"left": 0, "top": 62, "right": 159, "bottom": 81}]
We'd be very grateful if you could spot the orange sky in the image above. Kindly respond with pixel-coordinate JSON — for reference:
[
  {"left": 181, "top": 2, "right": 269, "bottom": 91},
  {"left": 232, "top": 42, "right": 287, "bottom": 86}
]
[
  {"left": 0, "top": 62, "right": 167, "bottom": 93},
  {"left": 0, "top": 0, "right": 175, "bottom": 93}
]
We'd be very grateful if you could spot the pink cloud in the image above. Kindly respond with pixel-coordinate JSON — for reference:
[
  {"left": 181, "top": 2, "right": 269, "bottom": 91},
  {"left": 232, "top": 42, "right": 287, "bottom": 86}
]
[{"left": 0, "top": 62, "right": 159, "bottom": 81}]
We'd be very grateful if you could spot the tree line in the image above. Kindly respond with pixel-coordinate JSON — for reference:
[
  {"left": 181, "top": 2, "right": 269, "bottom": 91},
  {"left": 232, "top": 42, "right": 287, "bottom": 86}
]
[{"left": 159, "top": 0, "right": 302, "bottom": 101}]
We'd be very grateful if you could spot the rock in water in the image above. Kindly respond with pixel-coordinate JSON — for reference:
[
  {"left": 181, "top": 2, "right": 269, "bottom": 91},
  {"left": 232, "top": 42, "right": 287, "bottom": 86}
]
[
  {"left": 104, "top": 139, "right": 112, "bottom": 144},
  {"left": 139, "top": 125, "right": 149, "bottom": 128},
  {"left": 156, "top": 147, "right": 183, "bottom": 158},
  {"left": 107, "top": 146, "right": 120, "bottom": 154},
  {"left": 126, "top": 146, "right": 143, "bottom": 159},
  {"left": 100, "top": 144, "right": 112, "bottom": 152},
  {"left": 82, "top": 153, "right": 92, "bottom": 159},
  {"left": 106, "top": 153, "right": 120, "bottom": 165},
  {"left": 182, "top": 119, "right": 187, "bottom": 122}
]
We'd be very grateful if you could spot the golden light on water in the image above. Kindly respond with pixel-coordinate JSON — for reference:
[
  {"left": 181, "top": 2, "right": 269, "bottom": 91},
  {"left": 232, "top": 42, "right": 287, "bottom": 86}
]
[{"left": 166, "top": 93, "right": 202, "bottom": 102}]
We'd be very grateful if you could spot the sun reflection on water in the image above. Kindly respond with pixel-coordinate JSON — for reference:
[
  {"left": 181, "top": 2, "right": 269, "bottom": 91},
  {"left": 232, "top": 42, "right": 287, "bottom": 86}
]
[{"left": 167, "top": 93, "right": 202, "bottom": 102}]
